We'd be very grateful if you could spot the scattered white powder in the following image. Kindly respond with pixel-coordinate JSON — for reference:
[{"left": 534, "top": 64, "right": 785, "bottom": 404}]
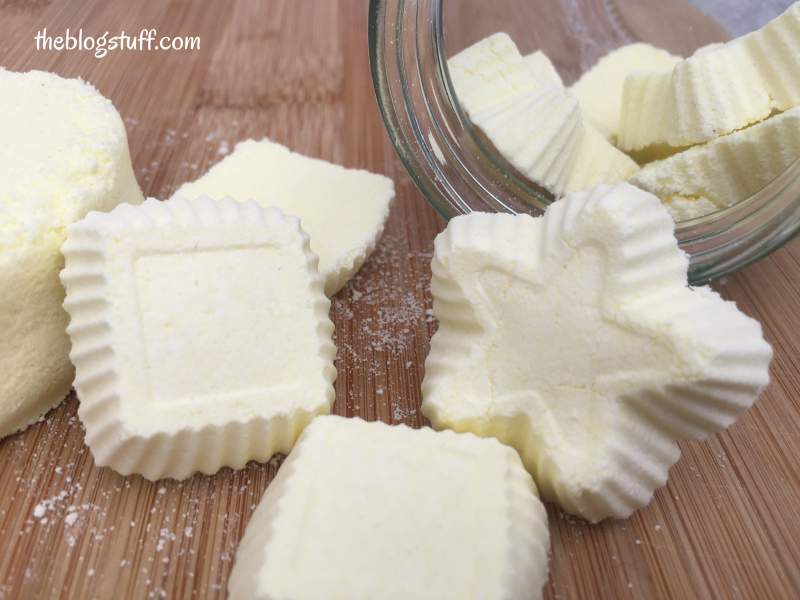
[
  {"left": 64, "top": 512, "right": 78, "bottom": 527},
  {"left": 332, "top": 230, "right": 434, "bottom": 369},
  {"left": 392, "top": 405, "right": 417, "bottom": 423},
  {"left": 130, "top": 118, "right": 234, "bottom": 196},
  {"left": 156, "top": 528, "right": 177, "bottom": 552}
]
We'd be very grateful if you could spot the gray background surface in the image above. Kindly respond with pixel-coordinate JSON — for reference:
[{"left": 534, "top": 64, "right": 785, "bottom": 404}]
[{"left": 690, "top": 0, "right": 794, "bottom": 35}]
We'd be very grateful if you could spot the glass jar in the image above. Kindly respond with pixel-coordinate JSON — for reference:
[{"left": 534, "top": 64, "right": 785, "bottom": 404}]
[{"left": 368, "top": 0, "right": 800, "bottom": 284}]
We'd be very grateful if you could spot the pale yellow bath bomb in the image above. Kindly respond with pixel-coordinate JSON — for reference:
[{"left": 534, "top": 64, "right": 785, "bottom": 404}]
[
  {"left": 0, "top": 68, "right": 143, "bottom": 438},
  {"left": 572, "top": 43, "right": 681, "bottom": 143}
]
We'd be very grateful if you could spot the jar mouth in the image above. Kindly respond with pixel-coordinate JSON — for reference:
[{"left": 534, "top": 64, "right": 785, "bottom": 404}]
[{"left": 369, "top": 0, "right": 800, "bottom": 283}]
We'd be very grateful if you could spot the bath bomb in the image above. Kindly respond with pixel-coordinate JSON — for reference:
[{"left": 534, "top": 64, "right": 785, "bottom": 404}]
[
  {"left": 174, "top": 139, "right": 394, "bottom": 296},
  {"left": 61, "top": 197, "right": 336, "bottom": 480},
  {"left": 0, "top": 68, "right": 143, "bottom": 438},
  {"left": 572, "top": 43, "right": 681, "bottom": 142},
  {"left": 422, "top": 183, "right": 771, "bottom": 521},
  {"left": 229, "top": 416, "right": 550, "bottom": 600}
]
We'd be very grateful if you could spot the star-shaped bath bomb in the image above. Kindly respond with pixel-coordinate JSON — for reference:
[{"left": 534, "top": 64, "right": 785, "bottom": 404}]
[{"left": 422, "top": 183, "right": 772, "bottom": 522}]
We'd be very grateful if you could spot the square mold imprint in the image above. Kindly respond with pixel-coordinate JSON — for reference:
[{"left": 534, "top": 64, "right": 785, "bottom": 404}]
[
  {"left": 227, "top": 416, "right": 550, "bottom": 600},
  {"left": 60, "top": 196, "right": 336, "bottom": 481}
]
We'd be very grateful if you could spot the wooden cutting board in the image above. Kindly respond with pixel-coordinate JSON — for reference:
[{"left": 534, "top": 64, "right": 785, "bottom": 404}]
[{"left": 0, "top": 1, "right": 798, "bottom": 598}]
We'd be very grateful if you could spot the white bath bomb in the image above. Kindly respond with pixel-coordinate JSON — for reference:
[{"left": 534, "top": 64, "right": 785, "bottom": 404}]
[{"left": 0, "top": 68, "right": 143, "bottom": 438}]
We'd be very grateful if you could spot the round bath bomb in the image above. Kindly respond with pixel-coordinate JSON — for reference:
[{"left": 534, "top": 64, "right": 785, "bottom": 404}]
[{"left": 0, "top": 68, "right": 143, "bottom": 438}]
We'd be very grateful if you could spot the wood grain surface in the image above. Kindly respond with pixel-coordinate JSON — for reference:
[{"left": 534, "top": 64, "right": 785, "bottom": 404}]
[{"left": 0, "top": 0, "right": 798, "bottom": 598}]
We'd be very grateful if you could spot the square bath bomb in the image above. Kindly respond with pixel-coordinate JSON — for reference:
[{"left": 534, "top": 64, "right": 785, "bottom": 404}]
[
  {"left": 175, "top": 138, "right": 395, "bottom": 296},
  {"left": 60, "top": 196, "right": 336, "bottom": 480},
  {"left": 228, "top": 416, "right": 550, "bottom": 600}
]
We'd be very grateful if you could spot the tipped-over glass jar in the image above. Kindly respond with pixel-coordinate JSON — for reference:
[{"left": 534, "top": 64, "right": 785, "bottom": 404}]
[{"left": 369, "top": 0, "right": 800, "bottom": 283}]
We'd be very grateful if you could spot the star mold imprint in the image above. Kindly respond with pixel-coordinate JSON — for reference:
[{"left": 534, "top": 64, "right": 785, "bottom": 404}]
[{"left": 422, "top": 183, "right": 772, "bottom": 522}]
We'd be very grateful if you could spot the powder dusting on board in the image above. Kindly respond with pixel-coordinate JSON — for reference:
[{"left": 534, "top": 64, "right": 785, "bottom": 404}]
[
  {"left": 3, "top": 396, "right": 282, "bottom": 599},
  {"left": 331, "top": 217, "right": 435, "bottom": 424}
]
